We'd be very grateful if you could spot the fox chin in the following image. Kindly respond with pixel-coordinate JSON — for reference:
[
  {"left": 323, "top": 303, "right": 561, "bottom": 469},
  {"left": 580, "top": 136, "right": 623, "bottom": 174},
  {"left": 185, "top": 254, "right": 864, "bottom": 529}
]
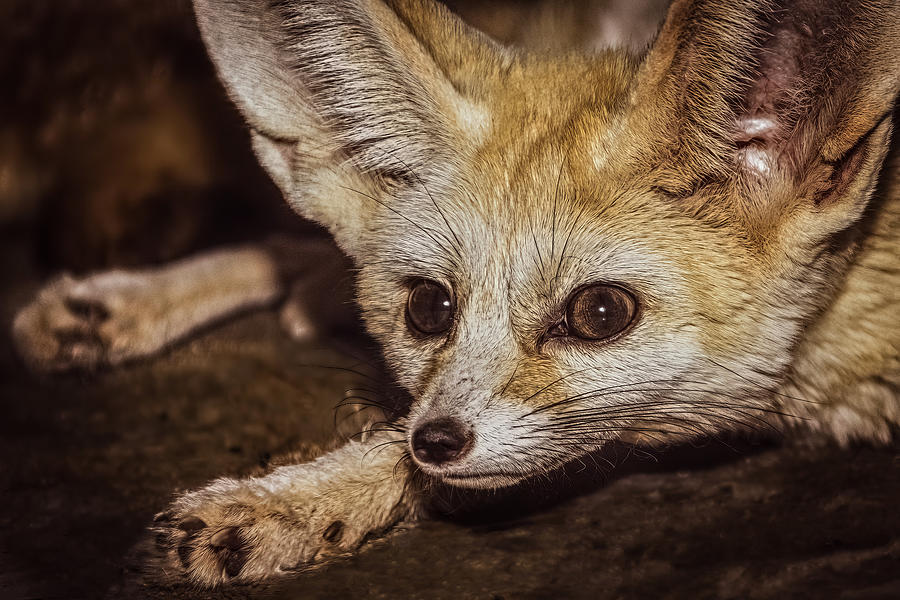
[{"left": 11, "top": 0, "right": 899, "bottom": 587}]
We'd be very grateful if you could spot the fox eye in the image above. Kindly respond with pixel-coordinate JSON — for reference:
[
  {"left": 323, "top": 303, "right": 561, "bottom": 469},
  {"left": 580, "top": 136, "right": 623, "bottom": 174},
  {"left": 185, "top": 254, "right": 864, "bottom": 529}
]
[
  {"left": 406, "top": 280, "right": 454, "bottom": 335},
  {"left": 565, "top": 285, "right": 637, "bottom": 341}
]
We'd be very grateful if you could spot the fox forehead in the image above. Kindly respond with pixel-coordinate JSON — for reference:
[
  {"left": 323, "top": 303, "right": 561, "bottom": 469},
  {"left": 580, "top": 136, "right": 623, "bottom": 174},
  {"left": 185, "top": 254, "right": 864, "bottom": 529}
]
[
  {"left": 473, "top": 51, "right": 637, "bottom": 146},
  {"left": 354, "top": 48, "right": 705, "bottom": 295},
  {"left": 359, "top": 163, "right": 711, "bottom": 342},
  {"left": 357, "top": 49, "right": 661, "bottom": 267}
]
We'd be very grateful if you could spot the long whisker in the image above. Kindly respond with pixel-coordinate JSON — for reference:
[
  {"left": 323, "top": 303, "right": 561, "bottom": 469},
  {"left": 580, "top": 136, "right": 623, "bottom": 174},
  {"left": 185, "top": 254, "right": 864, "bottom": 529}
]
[
  {"left": 296, "top": 363, "right": 380, "bottom": 382},
  {"left": 523, "top": 377, "right": 699, "bottom": 416},
  {"left": 393, "top": 450, "right": 414, "bottom": 481},
  {"left": 549, "top": 155, "right": 564, "bottom": 279},
  {"left": 540, "top": 408, "right": 769, "bottom": 437},
  {"left": 529, "top": 217, "right": 547, "bottom": 275},
  {"left": 544, "top": 389, "right": 799, "bottom": 424},
  {"left": 553, "top": 202, "right": 588, "bottom": 289},
  {"left": 704, "top": 357, "right": 818, "bottom": 405},
  {"left": 361, "top": 438, "right": 408, "bottom": 462},
  {"left": 523, "top": 378, "right": 809, "bottom": 418},
  {"left": 340, "top": 184, "right": 456, "bottom": 257},
  {"left": 335, "top": 391, "right": 394, "bottom": 410},
  {"left": 386, "top": 149, "right": 464, "bottom": 254},
  {"left": 479, "top": 359, "right": 523, "bottom": 416},
  {"left": 347, "top": 142, "right": 464, "bottom": 258},
  {"left": 519, "top": 364, "right": 611, "bottom": 405}
]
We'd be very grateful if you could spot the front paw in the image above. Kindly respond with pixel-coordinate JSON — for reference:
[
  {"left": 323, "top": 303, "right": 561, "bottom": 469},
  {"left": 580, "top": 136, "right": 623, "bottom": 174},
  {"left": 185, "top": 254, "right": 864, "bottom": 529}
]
[
  {"left": 12, "top": 270, "right": 164, "bottom": 372},
  {"left": 152, "top": 478, "right": 358, "bottom": 586}
]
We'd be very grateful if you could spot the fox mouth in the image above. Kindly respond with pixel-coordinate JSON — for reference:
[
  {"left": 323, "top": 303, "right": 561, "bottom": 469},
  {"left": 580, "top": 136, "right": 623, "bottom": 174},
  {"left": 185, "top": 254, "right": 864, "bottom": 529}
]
[
  {"left": 436, "top": 471, "right": 528, "bottom": 489},
  {"left": 415, "top": 461, "right": 537, "bottom": 489}
]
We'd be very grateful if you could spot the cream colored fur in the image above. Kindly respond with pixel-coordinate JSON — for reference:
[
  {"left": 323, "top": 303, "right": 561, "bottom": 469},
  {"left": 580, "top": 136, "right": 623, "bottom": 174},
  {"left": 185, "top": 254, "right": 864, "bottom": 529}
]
[{"left": 11, "top": 0, "right": 898, "bottom": 586}]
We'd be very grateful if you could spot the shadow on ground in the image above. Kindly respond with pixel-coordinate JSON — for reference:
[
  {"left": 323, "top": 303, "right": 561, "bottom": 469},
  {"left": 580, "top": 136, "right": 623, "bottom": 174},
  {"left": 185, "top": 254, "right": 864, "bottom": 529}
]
[{"left": 1, "top": 231, "right": 899, "bottom": 600}]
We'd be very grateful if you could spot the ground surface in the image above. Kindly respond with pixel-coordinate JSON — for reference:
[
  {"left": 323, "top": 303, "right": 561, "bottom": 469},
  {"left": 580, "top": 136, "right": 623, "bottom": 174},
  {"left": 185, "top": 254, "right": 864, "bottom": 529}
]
[{"left": 1, "top": 233, "right": 899, "bottom": 600}]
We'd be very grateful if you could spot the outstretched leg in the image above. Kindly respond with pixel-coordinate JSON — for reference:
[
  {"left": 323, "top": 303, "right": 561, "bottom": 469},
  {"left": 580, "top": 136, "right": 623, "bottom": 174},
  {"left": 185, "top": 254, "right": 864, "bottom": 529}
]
[
  {"left": 12, "top": 236, "right": 354, "bottom": 372},
  {"left": 152, "top": 428, "right": 418, "bottom": 585}
]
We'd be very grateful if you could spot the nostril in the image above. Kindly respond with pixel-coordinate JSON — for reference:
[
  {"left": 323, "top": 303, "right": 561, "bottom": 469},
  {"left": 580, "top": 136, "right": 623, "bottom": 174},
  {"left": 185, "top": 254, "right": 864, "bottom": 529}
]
[{"left": 411, "top": 418, "right": 472, "bottom": 465}]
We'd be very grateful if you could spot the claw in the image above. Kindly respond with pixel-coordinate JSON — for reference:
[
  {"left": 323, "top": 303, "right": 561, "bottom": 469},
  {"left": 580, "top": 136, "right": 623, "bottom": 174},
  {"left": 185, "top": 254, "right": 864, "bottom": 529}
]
[
  {"left": 154, "top": 531, "right": 172, "bottom": 551},
  {"left": 322, "top": 520, "right": 344, "bottom": 543},
  {"left": 63, "top": 297, "right": 110, "bottom": 324},
  {"left": 53, "top": 328, "right": 106, "bottom": 367},
  {"left": 209, "top": 527, "right": 243, "bottom": 551},
  {"left": 177, "top": 517, "right": 207, "bottom": 534},
  {"left": 153, "top": 510, "right": 175, "bottom": 523}
]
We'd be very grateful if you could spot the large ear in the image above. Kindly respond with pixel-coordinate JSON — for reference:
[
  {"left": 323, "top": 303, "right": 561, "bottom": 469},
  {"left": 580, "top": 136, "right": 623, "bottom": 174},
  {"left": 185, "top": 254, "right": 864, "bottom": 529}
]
[
  {"left": 192, "top": 0, "right": 503, "bottom": 254},
  {"left": 630, "top": 0, "right": 900, "bottom": 245}
]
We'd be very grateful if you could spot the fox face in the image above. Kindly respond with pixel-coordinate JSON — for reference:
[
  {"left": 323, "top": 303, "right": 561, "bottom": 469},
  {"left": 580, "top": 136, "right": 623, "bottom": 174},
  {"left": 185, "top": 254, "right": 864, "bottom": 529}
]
[
  {"left": 351, "top": 98, "right": 828, "bottom": 486},
  {"left": 195, "top": 0, "right": 899, "bottom": 486}
]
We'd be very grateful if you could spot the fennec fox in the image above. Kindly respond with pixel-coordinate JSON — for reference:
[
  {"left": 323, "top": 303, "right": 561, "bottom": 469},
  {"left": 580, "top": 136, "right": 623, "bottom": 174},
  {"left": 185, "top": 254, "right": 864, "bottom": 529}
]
[{"left": 12, "top": 0, "right": 899, "bottom": 586}]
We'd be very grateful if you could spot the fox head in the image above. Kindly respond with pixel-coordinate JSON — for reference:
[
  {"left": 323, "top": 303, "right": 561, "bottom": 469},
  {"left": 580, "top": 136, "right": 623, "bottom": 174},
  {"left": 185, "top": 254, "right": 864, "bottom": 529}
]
[{"left": 194, "top": 0, "right": 899, "bottom": 487}]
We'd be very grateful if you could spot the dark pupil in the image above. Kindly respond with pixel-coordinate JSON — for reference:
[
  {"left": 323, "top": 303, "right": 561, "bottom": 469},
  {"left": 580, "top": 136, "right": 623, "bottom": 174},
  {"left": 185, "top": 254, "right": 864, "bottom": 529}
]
[
  {"left": 567, "top": 285, "right": 634, "bottom": 340},
  {"left": 408, "top": 281, "right": 453, "bottom": 334}
]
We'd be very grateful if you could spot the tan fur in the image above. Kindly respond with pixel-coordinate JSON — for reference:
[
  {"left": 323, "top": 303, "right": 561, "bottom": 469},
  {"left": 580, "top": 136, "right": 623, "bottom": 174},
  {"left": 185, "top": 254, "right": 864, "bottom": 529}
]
[{"left": 11, "top": 0, "right": 899, "bottom": 587}]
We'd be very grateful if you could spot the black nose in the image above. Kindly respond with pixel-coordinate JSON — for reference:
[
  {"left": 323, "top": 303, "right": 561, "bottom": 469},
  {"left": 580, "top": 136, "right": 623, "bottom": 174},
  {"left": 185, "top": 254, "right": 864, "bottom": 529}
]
[{"left": 411, "top": 418, "right": 472, "bottom": 465}]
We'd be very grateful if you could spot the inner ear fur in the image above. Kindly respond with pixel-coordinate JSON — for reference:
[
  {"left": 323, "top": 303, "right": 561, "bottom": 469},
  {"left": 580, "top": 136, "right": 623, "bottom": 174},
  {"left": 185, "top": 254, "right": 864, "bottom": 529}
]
[
  {"left": 193, "top": 0, "right": 501, "bottom": 251},
  {"left": 632, "top": 0, "right": 900, "bottom": 240}
]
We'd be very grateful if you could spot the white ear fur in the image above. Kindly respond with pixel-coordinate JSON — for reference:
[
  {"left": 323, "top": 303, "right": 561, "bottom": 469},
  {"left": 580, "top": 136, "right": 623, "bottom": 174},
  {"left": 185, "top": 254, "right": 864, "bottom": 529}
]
[
  {"left": 248, "top": 132, "right": 295, "bottom": 197},
  {"left": 193, "top": 0, "right": 497, "bottom": 256},
  {"left": 193, "top": 0, "right": 318, "bottom": 140},
  {"left": 734, "top": 115, "right": 778, "bottom": 178},
  {"left": 195, "top": 0, "right": 362, "bottom": 245}
]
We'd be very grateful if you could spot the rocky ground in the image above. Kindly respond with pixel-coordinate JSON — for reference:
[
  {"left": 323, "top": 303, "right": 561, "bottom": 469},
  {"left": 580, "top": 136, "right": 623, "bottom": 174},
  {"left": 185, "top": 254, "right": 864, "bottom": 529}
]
[{"left": 1, "top": 231, "right": 899, "bottom": 600}]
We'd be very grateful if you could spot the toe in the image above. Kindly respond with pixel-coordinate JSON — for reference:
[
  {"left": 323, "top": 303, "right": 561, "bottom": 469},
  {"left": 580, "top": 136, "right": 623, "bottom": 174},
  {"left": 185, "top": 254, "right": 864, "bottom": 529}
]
[
  {"left": 209, "top": 527, "right": 248, "bottom": 579},
  {"left": 53, "top": 328, "right": 106, "bottom": 369}
]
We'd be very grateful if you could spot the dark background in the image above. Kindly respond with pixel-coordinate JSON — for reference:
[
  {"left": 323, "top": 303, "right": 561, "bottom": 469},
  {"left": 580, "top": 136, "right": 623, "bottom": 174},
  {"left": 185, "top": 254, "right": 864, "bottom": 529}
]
[{"left": 1, "top": 1, "right": 898, "bottom": 598}]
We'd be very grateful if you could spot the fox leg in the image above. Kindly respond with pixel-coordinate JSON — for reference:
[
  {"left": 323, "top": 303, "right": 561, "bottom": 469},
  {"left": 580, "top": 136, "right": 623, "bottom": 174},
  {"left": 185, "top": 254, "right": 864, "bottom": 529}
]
[
  {"left": 11, "top": 236, "right": 353, "bottom": 372},
  {"left": 152, "top": 429, "right": 417, "bottom": 585}
]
